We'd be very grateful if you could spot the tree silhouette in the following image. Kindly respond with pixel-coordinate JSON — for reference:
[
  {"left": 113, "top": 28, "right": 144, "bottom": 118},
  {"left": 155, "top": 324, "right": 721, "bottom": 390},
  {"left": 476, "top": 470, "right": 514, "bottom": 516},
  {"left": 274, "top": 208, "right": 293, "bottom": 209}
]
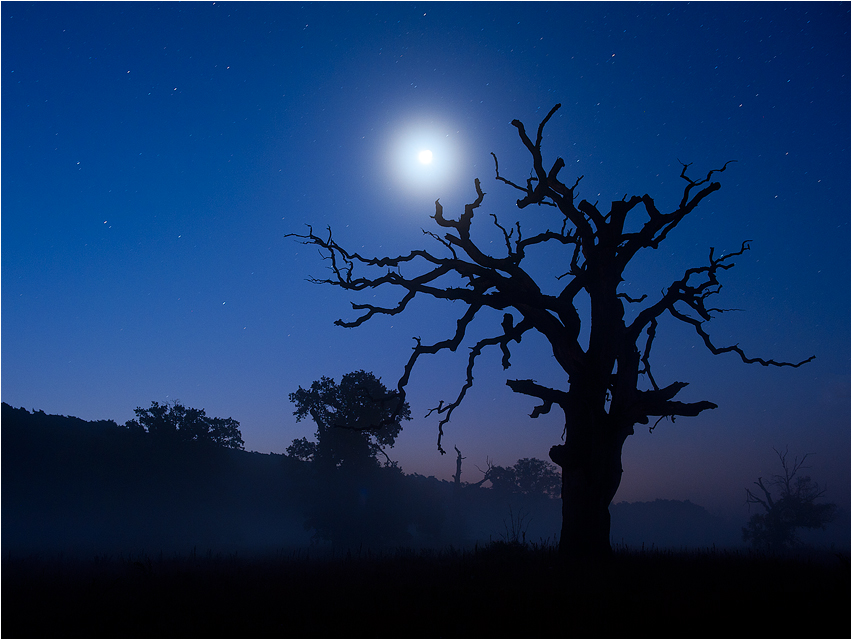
[
  {"left": 128, "top": 400, "right": 244, "bottom": 450},
  {"left": 285, "top": 436, "right": 318, "bottom": 462},
  {"left": 289, "top": 104, "right": 813, "bottom": 556},
  {"left": 475, "top": 457, "right": 561, "bottom": 498},
  {"left": 289, "top": 370, "right": 410, "bottom": 473},
  {"left": 743, "top": 448, "right": 837, "bottom": 551},
  {"left": 512, "top": 458, "right": 562, "bottom": 499},
  {"left": 288, "top": 371, "right": 413, "bottom": 546},
  {"left": 452, "top": 446, "right": 466, "bottom": 489}
]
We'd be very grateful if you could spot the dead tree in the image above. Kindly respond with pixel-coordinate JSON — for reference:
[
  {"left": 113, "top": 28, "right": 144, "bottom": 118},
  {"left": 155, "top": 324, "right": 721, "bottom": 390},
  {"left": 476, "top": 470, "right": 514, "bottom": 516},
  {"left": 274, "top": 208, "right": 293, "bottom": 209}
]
[
  {"left": 453, "top": 446, "right": 465, "bottom": 489},
  {"left": 288, "top": 104, "right": 813, "bottom": 556}
]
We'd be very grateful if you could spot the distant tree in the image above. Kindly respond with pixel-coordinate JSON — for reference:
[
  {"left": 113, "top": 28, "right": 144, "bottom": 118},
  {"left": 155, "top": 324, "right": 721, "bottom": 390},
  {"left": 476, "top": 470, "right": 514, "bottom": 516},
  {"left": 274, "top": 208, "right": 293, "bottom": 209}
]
[
  {"left": 127, "top": 401, "right": 244, "bottom": 450},
  {"left": 289, "top": 104, "right": 813, "bottom": 556},
  {"left": 288, "top": 370, "right": 410, "bottom": 472},
  {"left": 485, "top": 462, "right": 519, "bottom": 495},
  {"left": 288, "top": 371, "right": 414, "bottom": 547},
  {"left": 480, "top": 457, "right": 561, "bottom": 498},
  {"left": 453, "top": 446, "right": 466, "bottom": 488},
  {"left": 206, "top": 415, "right": 244, "bottom": 450},
  {"left": 513, "top": 457, "right": 562, "bottom": 498},
  {"left": 286, "top": 436, "right": 318, "bottom": 462},
  {"left": 743, "top": 448, "right": 837, "bottom": 551}
]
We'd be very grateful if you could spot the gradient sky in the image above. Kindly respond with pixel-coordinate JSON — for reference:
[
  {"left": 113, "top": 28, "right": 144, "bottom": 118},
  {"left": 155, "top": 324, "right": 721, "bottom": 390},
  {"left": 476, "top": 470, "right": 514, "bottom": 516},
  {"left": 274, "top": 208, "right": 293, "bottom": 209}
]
[{"left": 3, "top": 2, "right": 849, "bottom": 516}]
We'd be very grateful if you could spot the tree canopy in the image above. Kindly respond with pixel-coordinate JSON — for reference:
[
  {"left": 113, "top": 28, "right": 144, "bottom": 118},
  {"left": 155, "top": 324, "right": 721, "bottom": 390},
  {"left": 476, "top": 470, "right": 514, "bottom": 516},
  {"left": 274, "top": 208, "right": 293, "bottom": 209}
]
[
  {"left": 482, "top": 457, "right": 562, "bottom": 499},
  {"left": 289, "top": 370, "right": 410, "bottom": 471},
  {"left": 127, "top": 401, "right": 244, "bottom": 450}
]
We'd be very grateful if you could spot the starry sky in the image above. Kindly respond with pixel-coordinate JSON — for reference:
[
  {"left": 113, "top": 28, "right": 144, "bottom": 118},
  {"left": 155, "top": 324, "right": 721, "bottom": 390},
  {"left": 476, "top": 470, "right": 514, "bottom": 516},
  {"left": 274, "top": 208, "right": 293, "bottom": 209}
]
[{"left": 3, "top": 2, "right": 849, "bottom": 516}]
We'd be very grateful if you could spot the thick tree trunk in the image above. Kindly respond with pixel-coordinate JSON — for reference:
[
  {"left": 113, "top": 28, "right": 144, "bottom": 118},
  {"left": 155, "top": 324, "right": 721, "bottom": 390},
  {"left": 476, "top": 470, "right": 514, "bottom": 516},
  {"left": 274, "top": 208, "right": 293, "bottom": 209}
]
[{"left": 549, "top": 407, "right": 627, "bottom": 558}]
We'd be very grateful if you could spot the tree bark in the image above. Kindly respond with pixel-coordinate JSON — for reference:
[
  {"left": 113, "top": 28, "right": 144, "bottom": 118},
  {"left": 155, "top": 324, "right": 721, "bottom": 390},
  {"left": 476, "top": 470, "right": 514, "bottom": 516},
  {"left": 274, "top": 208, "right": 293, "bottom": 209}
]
[
  {"left": 550, "top": 438, "right": 625, "bottom": 556},
  {"left": 548, "top": 382, "right": 629, "bottom": 557}
]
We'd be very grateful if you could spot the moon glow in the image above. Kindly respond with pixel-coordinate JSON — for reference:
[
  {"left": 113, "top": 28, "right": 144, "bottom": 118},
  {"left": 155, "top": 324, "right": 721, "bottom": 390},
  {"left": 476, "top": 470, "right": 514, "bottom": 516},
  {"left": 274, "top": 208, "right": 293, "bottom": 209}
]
[{"left": 387, "top": 119, "right": 461, "bottom": 193}]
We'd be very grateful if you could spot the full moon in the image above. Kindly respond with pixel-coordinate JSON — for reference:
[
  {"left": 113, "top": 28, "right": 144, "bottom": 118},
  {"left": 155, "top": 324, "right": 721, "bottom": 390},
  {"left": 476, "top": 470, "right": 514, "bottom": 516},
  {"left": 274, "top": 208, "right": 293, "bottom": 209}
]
[{"left": 387, "top": 120, "right": 461, "bottom": 193}]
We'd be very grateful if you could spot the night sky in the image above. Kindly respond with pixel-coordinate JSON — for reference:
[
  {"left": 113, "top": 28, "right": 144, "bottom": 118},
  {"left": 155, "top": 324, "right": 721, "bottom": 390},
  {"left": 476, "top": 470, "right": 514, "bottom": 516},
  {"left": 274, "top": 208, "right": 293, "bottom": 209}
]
[{"left": 3, "top": 2, "right": 849, "bottom": 516}]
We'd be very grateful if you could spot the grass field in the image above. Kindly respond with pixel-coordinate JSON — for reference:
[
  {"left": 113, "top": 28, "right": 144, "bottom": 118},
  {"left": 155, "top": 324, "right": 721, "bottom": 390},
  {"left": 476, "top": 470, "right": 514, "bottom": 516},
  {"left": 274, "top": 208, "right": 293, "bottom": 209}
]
[{"left": 3, "top": 543, "right": 847, "bottom": 638}]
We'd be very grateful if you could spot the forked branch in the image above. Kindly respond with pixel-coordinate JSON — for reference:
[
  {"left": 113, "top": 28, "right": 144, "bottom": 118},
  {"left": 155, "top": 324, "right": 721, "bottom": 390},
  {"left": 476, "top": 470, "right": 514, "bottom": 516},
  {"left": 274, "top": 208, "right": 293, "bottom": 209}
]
[
  {"left": 629, "top": 241, "right": 814, "bottom": 370},
  {"left": 425, "top": 315, "right": 534, "bottom": 453}
]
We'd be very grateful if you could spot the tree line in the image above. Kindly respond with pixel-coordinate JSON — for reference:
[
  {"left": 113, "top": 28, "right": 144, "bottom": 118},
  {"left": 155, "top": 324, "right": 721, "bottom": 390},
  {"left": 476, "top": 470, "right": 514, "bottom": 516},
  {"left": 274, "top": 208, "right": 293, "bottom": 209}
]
[
  {"left": 2, "top": 390, "right": 835, "bottom": 554},
  {"left": 124, "top": 400, "right": 245, "bottom": 450}
]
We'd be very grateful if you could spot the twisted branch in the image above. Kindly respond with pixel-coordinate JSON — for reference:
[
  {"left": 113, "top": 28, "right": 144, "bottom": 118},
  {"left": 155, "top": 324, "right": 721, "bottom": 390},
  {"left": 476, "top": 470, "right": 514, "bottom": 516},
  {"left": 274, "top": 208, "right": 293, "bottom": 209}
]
[{"left": 425, "top": 315, "right": 534, "bottom": 453}]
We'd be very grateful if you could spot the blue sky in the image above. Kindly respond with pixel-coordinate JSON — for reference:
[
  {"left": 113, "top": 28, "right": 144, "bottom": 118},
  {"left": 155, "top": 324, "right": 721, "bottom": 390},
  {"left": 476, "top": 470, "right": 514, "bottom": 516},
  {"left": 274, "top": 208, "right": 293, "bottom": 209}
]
[{"left": 3, "top": 2, "right": 849, "bottom": 515}]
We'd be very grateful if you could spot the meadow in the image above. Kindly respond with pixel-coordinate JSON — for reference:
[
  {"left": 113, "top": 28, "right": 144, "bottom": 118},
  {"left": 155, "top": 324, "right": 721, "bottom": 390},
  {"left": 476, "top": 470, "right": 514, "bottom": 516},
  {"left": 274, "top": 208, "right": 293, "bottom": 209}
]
[
  {"left": 3, "top": 404, "right": 847, "bottom": 638},
  {"left": 3, "top": 543, "right": 846, "bottom": 638}
]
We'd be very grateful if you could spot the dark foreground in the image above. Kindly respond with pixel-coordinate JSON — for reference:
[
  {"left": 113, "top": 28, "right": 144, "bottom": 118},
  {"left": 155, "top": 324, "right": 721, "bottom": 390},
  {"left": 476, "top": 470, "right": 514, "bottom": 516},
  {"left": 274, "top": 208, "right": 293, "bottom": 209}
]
[{"left": 3, "top": 544, "right": 848, "bottom": 638}]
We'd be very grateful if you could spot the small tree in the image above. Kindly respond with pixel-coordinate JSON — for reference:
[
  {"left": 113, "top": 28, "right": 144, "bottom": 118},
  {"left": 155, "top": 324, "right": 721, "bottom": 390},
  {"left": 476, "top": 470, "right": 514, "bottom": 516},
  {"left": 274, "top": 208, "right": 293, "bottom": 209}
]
[
  {"left": 127, "top": 400, "right": 244, "bottom": 450},
  {"left": 743, "top": 448, "right": 837, "bottom": 551},
  {"left": 479, "top": 457, "right": 561, "bottom": 498},
  {"left": 288, "top": 371, "right": 413, "bottom": 546},
  {"left": 483, "top": 461, "right": 519, "bottom": 495},
  {"left": 513, "top": 457, "right": 562, "bottom": 498},
  {"left": 286, "top": 436, "right": 318, "bottom": 462},
  {"left": 289, "top": 370, "right": 410, "bottom": 472}
]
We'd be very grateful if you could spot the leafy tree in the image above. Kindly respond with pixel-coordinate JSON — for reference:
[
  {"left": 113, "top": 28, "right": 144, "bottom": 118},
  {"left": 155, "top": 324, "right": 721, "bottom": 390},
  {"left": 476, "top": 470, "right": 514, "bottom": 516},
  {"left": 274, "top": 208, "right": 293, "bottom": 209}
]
[
  {"left": 289, "top": 104, "right": 812, "bottom": 556},
  {"left": 286, "top": 436, "right": 318, "bottom": 462},
  {"left": 127, "top": 401, "right": 244, "bottom": 450},
  {"left": 481, "top": 461, "right": 518, "bottom": 495},
  {"left": 289, "top": 370, "right": 410, "bottom": 472},
  {"left": 479, "top": 457, "right": 561, "bottom": 498},
  {"left": 743, "top": 448, "right": 837, "bottom": 551},
  {"left": 288, "top": 371, "right": 413, "bottom": 546},
  {"left": 512, "top": 457, "right": 561, "bottom": 498},
  {"left": 205, "top": 415, "right": 244, "bottom": 450}
]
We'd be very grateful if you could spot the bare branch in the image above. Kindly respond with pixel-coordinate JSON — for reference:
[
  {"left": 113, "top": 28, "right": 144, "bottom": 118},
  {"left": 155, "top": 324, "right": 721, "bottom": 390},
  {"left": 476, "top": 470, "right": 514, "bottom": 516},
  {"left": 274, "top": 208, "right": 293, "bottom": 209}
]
[
  {"left": 617, "top": 292, "right": 648, "bottom": 304},
  {"left": 670, "top": 306, "right": 815, "bottom": 368},
  {"left": 490, "top": 213, "right": 516, "bottom": 256},
  {"left": 536, "top": 103, "right": 562, "bottom": 148},
  {"left": 492, "top": 151, "right": 535, "bottom": 197},
  {"left": 511, "top": 107, "right": 558, "bottom": 206},
  {"left": 649, "top": 415, "right": 668, "bottom": 433},
  {"left": 422, "top": 228, "right": 458, "bottom": 259},
  {"left": 337, "top": 290, "right": 417, "bottom": 328},
  {"left": 506, "top": 378, "right": 570, "bottom": 419},
  {"left": 678, "top": 159, "right": 737, "bottom": 209},
  {"left": 745, "top": 478, "right": 774, "bottom": 510},
  {"left": 616, "top": 162, "right": 736, "bottom": 269},
  {"left": 639, "top": 317, "right": 659, "bottom": 391},
  {"left": 627, "top": 241, "right": 814, "bottom": 373},
  {"left": 433, "top": 178, "right": 485, "bottom": 240},
  {"left": 633, "top": 381, "right": 718, "bottom": 425},
  {"left": 426, "top": 316, "right": 534, "bottom": 452},
  {"left": 627, "top": 242, "right": 750, "bottom": 343}
]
